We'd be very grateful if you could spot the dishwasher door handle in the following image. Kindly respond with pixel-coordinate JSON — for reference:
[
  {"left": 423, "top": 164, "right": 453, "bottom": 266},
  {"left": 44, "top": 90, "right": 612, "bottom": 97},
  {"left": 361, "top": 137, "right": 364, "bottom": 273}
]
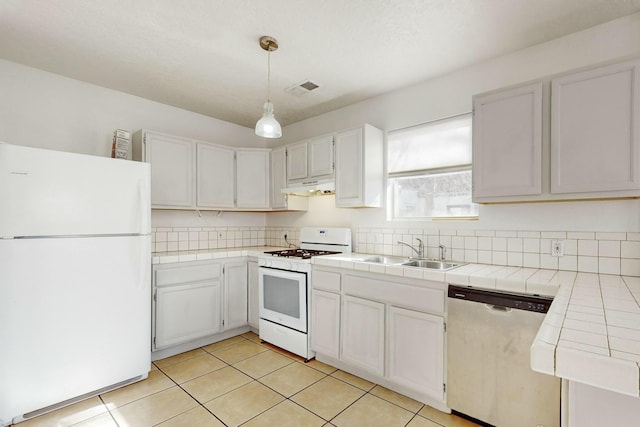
[{"left": 484, "top": 304, "right": 512, "bottom": 313}]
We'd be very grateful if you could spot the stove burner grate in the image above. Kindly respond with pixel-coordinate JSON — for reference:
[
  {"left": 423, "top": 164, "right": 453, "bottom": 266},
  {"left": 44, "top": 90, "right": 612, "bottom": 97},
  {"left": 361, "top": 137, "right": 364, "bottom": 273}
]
[{"left": 264, "top": 249, "right": 340, "bottom": 259}]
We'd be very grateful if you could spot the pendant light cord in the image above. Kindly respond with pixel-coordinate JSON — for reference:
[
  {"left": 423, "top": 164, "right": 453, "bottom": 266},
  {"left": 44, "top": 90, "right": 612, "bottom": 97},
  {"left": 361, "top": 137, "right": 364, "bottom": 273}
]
[{"left": 267, "top": 46, "right": 271, "bottom": 103}]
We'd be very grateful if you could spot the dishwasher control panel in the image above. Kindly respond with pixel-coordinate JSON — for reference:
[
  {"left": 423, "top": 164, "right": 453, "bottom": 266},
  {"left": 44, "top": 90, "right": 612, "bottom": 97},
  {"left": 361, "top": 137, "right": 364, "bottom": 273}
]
[{"left": 448, "top": 285, "right": 553, "bottom": 313}]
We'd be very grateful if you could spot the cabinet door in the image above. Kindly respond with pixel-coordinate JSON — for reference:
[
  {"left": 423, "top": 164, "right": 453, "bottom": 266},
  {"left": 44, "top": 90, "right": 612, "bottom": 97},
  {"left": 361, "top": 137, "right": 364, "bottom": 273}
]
[
  {"left": 309, "top": 135, "right": 334, "bottom": 177},
  {"left": 145, "top": 132, "right": 195, "bottom": 207},
  {"left": 287, "top": 141, "right": 309, "bottom": 182},
  {"left": 270, "top": 147, "right": 287, "bottom": 209},
  {"left": 472, "top": 82, "right": 543, "bottom": 201},
  {"left": 335, "top": 128, "right": 364, "bottom": 207},
  {"left": 247, "top": 261, "right": 259, "bottom": 329},
  {"left": 236, "top": 149, "right": 270, "bottom": 209},
  {"left": 341, "top": 295, "right": 385, "bottom": 376},
  {"left": 197, "top": 143, "right": 235, "bottom": 208},
  {"left": 388, "top": 306, "right": 444, "bottom": 401},
  {"left": 311, "top": 290, "right": 340, "bottom": 359},
  {"left": 224, "top": 261, "right": 248, "bottom": 330},
  {"left": 551, "top": 60, "right": 640, "bottom": 194},
  {"left": 155, "top": 280, "right": 222, "bottom": 349}
]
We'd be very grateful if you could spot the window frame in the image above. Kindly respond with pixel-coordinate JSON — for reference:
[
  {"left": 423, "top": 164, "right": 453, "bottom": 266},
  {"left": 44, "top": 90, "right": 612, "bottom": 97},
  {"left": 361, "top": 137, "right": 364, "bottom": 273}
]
[{"left": 386, "top": 113, "right": 478, "bottom": 221}]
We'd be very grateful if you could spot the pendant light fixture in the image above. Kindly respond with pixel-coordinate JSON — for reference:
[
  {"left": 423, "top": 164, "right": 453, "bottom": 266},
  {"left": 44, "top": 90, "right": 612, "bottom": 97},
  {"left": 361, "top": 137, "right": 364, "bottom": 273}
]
[{"left": 255, "top": 36, "right": 282, "bottom": 138}]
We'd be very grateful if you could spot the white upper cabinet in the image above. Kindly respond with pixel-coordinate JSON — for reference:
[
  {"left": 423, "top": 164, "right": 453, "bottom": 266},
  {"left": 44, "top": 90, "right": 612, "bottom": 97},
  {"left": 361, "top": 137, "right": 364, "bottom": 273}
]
[
  {"left": 236, "top": 149, "right": 270, "bottom": 209},
  {"left": 472, "top": 58, "right": 640, "bottom": 203},
  {"left": 134, "top": 130, "right": 279, "bottom": 211},
  {"left": 270, "top": 147, "right": 309, "bottom": 211},
  {"left": 286, "top": 135, "right": 334, "bottom": 184},
  {"left": 335, "top": 124, "right": 384, "bottom": 207},
  {"left": 134, "top": 131, "right": 195, "bottom": 208},
  {"left": 286, "top": 141, "right": 308, "bottom": 182},
  {"left": 197, "top": 143, "right": 235, "bottom": 208},
  {"left": 551, "top": 60, "right": 640, "bottom": 195},
  {"left": 309, "top": 135, "right": 335, "bottom": 177},
  {"left": 270, "top": 146, "right": 288, "bottom": 209},
  {"left": 472, "top": 82, "right": 543, "bottom": 202}
]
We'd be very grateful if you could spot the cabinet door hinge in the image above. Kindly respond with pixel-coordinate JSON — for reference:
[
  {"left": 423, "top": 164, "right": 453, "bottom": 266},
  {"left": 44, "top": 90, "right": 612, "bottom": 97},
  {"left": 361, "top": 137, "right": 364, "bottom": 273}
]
[
  {"left": 153, "top": 291, "right": 157, "bottom": 302},
  {"left": 222, "top": 319, "right": 225, "bottom": 327},
  {"left": 153, "top": 336, "right": 156, "bottom": 347},
  {"left": 443, "top": 383, "right": 446, "bottom": 393},
  {"left": 443, "top": 322, "right": 446, "bottom": 333}
]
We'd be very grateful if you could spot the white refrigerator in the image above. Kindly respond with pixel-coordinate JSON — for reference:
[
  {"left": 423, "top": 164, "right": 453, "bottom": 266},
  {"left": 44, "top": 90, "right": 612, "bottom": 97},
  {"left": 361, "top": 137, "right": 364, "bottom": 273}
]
[{"left": 0, "top": 142, "right": 151, "bottom": 425}]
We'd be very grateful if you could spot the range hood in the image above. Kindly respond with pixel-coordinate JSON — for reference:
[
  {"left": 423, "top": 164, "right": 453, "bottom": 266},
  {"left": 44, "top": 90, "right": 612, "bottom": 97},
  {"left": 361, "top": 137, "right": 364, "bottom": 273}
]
[{"left": 281, "top": 179, "right": 335, "bottom": 196}]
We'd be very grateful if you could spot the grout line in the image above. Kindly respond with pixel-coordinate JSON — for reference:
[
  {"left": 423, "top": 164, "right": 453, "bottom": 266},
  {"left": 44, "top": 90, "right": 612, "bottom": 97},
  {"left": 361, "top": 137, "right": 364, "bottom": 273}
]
[{"left": 149, "top": 334, "right": 482, "bottom": 427}]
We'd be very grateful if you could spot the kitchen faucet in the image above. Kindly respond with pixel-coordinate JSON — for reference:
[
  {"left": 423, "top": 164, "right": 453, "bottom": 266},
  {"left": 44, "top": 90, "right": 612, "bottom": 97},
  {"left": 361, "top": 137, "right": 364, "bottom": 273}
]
[
  {"left": 397, "top": 238, "right": 424, "bottom": 258},
  {"left": 439, "top": 244, "right": 447, "bottom": 261}
]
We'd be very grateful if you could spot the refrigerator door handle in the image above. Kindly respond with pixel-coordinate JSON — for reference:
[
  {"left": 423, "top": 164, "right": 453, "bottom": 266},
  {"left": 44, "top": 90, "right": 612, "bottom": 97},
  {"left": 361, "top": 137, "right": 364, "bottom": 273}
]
[
  {"left": 138, "top": 237, "right": 149, "bottom": 291},
  {"left": 139, "top": 179, "right": 150, "bottom": 234}
]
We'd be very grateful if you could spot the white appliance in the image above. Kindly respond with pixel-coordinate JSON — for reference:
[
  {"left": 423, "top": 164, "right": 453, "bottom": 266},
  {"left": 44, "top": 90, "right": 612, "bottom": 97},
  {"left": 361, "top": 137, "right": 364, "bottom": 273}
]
[
  {"left": 258, "top": 227, "right": 351, "bottom": 360},
  {"left": 0, "top": 142, "right": 151, "bottom": 426}
]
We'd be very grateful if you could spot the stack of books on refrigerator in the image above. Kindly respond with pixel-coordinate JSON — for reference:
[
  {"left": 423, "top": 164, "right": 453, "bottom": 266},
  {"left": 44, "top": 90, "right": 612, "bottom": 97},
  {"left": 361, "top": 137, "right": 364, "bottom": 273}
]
[{"left": 111, "top": 129, "right": 131, "bottom": 159}]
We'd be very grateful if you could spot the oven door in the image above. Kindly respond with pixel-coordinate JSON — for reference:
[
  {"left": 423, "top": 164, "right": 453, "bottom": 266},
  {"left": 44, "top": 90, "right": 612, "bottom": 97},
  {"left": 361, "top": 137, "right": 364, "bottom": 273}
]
[{"left": 259, "top": 267, "right": 307, "bottom": 333}]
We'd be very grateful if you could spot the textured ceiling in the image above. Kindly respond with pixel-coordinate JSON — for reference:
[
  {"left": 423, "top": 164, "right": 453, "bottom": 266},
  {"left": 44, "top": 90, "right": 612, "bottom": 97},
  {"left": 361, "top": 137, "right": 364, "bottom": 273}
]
[{"left": 1, "top": 0, "right": 640, "bottom": 128}]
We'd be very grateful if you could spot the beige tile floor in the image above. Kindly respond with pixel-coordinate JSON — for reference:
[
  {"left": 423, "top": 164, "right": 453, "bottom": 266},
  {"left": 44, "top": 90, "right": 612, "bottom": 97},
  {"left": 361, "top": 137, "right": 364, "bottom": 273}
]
[{"left": 13, "top": 332, "right": 480, "bottom": 427}]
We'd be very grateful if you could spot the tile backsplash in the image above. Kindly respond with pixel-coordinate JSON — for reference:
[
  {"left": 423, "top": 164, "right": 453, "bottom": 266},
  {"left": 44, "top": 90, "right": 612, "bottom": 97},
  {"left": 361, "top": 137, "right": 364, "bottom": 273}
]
[
  {"left": 355, "top": 228, "right": 640, "bottom": 277},
  {"left": 151, "top": 226, "right": 299, "bottom": 252},
  {"left": 151, "top": 226, "right": 640, "bottom": 276}
]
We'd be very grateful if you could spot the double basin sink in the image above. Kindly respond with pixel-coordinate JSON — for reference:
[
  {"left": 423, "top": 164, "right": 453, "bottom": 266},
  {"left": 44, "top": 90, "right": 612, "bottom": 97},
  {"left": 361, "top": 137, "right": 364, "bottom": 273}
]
[{"left": 360, "top": 256, "right": 463, "bottom": 271}]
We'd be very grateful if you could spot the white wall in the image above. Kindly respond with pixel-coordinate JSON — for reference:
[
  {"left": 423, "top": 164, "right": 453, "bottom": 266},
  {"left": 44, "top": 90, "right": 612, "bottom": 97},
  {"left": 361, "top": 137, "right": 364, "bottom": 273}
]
[
  {"left": 0, "top": 59, "right": 268, "bottom": 228},
  {"left": 267, "top": 13, "right": 640, "bottom": 233}
]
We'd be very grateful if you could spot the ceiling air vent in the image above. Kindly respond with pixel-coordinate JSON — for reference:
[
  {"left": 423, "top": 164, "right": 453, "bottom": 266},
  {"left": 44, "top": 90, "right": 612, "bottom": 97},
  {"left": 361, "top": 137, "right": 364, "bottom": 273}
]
[{"left": 285, "top": 80, "right": 320, "bottom": 96}]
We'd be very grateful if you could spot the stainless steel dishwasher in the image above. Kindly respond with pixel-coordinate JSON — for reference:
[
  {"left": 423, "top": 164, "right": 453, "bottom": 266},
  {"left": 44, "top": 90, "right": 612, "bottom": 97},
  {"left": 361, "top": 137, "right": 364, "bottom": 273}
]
[{"left": 447, "top": 285, "right": 560, "bottom": 427}]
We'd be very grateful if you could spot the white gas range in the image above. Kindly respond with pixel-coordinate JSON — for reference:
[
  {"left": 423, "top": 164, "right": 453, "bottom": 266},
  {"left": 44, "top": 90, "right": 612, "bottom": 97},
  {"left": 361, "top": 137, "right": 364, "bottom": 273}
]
[{"left": 258, "top": 227, "right": 352, "bottom": 360}]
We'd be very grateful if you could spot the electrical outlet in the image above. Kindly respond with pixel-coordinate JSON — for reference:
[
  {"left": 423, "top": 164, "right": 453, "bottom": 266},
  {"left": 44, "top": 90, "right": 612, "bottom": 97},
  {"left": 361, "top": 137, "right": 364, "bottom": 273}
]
[{"left": 551, "top": 240, "right": 564, "bottom": 257}]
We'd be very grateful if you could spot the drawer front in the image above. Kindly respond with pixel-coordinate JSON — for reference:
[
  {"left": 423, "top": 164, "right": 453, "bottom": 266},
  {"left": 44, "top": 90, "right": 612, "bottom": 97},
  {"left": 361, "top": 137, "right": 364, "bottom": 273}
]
[
  {"left": 343, "top": 274, "right": 444, "bottom": 315},
  {"left": 313, "top": 269, "right": 341, "bottom": 292},
  {"left": 156, "top": 263, "right": 221, "bottom": 286}
]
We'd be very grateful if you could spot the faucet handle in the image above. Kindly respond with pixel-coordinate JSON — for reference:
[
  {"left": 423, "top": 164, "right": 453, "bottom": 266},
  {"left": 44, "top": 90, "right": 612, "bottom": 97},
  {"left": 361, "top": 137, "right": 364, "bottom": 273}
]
[{"left": 416, "top": 238, "right": 424, "bottom": 257}]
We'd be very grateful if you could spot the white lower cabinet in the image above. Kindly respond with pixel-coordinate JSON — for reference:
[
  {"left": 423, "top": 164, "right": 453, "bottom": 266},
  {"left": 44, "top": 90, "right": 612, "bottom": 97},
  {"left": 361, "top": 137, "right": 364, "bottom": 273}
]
[
  {"left": 248, "top": 260, "right": 259, "bottom": 329},
  {"left": 311, "top": 266, "right": 446, "bottom": 409},
  {"left": 311, "top": 289, "right": 341, "bottom": 359},
  {"left": 388, "top": 306, "right": 445, "bottom": 402},
  {"left": 153, "top": 258, "right": 249, "bottom": 353},
  {"left": 223, "top": 261, "right": 248, "bottom": 330},
  {"left": 341, "top": 295, "right": 385, "bottom": 376},
  {"left": 154, "top": 263, "right": 223, "bottom": 349}
]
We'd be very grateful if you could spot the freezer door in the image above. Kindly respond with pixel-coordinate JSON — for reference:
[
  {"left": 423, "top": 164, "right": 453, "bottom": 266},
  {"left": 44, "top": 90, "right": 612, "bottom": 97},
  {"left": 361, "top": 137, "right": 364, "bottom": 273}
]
[
  {"left": 0, "top": 236, "right": 151, "bottom": 424},
  {"left": 0, "top": 143, "right": 150, "bottom": 237}
]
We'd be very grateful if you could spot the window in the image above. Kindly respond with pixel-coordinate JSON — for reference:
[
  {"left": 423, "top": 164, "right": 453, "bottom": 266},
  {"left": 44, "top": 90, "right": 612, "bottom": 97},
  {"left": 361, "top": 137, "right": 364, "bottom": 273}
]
[{"left": 387, "top": 114, "right": 478, "bottom": 220}]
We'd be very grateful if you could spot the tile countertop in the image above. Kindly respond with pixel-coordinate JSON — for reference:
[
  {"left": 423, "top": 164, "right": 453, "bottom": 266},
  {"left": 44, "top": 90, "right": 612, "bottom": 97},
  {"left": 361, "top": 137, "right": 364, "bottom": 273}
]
[
  {"left": 152, "top": 249, "right": 640, "bottom": 397},
  {"left": 314, "top": 253, "right": 640, "bottom": 398},
  {"left": 313, "top": 253, "right": 563, "bottom": 296},
  {"left": 152, "top": 246, "right": 286, "bottom": 264}
]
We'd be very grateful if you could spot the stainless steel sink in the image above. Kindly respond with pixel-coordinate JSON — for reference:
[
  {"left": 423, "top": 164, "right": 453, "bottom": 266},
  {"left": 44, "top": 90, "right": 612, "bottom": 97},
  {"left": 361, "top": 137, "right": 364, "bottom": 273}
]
[
  {"left": 401, "top": 259, "right": 464, "bottom": 270},
  {"left": 362, "top": 256, "right": 409, "bottom": 265}
]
